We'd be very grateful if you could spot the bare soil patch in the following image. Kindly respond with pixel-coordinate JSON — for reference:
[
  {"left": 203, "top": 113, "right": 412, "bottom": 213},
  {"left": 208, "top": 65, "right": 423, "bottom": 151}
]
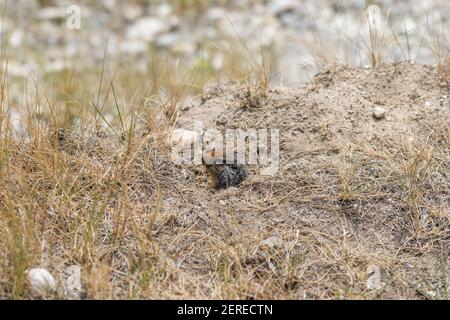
[{"left": 173, "top": 62, "right": 450, "bottom": 299}]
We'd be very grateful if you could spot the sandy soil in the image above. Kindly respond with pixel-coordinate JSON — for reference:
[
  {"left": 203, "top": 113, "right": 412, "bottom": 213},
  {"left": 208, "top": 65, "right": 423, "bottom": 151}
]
[{"left": 166, "top": 62, "right": 449, "bottom": 299}]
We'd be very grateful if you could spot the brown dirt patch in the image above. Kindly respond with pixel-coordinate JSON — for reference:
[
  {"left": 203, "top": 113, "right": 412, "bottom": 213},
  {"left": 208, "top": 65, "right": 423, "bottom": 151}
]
[{"left": 171, "top": 62, "right": 450, "bottom": 299}]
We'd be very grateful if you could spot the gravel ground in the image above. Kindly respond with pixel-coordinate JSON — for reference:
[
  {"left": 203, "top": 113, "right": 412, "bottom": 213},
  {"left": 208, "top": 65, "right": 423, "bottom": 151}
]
[{"left": 2, "top": 0, "right": 449, "bottom": 85}]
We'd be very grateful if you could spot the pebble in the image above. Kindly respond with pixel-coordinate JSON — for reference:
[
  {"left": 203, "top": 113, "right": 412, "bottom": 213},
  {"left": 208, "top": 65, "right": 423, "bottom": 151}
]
[
  {"left": 44, "top": 60, "right": 66, "bottom": 73},
  {"left": 126, "top": 17, "right": 170, "bottom": 42},
  {"left": 180, "top": 104, "right": 191, "bottom": 112},
  {"left": 155, "top": 3, "right": 173, "bottom": 18},
  {"left": 122, "top": 4, "right": 143, "bottom": 21},
  {"left": 120, "top": 40, "right": 148, "bottom": 54},
  {"left": 372, "top": 106, "right": 386, "bottom": 119},
  {"left": 27, "top": 268, "right": 57, "bottom": 296},
  {"left": 268, "top": 0, "right": 299, "bottom": 16},
  {"left": 8, "top": 29, "right": 24, "bottom": 47},
  {"left": 205, "top": 7, "right": 225, "bottom": 23},
  {"left": 7, "top": 62, "right": 29, "bottom": 77},
  {"left": 37, "top": 7, "right": 67, "bottom": 20}
]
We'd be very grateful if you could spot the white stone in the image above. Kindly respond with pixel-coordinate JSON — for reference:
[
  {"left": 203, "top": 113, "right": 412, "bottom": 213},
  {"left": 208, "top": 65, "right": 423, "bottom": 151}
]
[
  {"left": 268, "top": 0, "right": 298, "bottom": 16},
  {"left": 403, "top": 17, "right": 416, "bottom": 32},
  {"left": 126, "top": 17, "right": 170, "bottom": 42},
  {"left": 206, "top": 7, "right": 225, "bottom": 23},
  {"left": 123, "top": 5, "right": 143, "bottom": 21},
  {"left": 213, "top": 54, "right": 224, "bottom": 70},
  {"left": 28, "top": 268, "right": 57, "bottom": 296},
  {"left": 155, "top": 3, "right": 173, "bottom": 18},
  {"left": 372, "top": 106, "right": 386, "bottom": 119},
  {"left": 120, "top": 40, "right": 148, "bottom": 54},
  {"left": 44, "top": 60, "right": 66, "bottom": 73},
  {"left": 9, "top": 29, "right": 24, "bottom": 47},
  {"left": 155, "top": 33, "right": 181, "bottom": 49},
  {"left": 102, "top": 0, "right": 116, "bottom": 11},
  {"left": 172, "top": 41, "right": 197, "bottom": 55},
  {"left": 6, "top": 62, "right": 29, "bottom": 77},
  {"left": 37, "top": 7, "right": 67, "bottom": 20}
]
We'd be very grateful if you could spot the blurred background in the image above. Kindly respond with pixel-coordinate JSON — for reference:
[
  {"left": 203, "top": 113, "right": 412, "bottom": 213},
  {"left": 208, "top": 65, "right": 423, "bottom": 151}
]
[{"left": 0, "top": 0, "right": 448, "bottom": 131}]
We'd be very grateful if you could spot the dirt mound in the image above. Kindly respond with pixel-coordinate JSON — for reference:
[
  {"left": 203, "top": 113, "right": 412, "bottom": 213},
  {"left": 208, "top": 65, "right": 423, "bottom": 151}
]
[
  {"left": 181, "top": 63, "right": 448, "bottom": 160},
  {"left": 169, "top": 62, "right": 449, "bottom": 299}
]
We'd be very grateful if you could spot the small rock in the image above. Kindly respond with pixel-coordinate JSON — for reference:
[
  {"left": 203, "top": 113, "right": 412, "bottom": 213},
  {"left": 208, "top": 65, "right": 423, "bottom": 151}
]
[
  {"left": 120, "top": 40, "right": 148, "bottom": 54},
  {"left": 155, "top": 32, "right": 181, "bottom": 49},
  {"left": 37, "top": 7, "right": 67, "bottom": 20},
  {"left": 8, "top": 29, "right": 24, "bottom": 48},
  {"left": 205, "top": 7, "right": 225, "bottom": 23},
  {"left": 402, "top": 17, "right": 416, "bottom": 32},
  {"left": 7, "top": 62, "right": 29, "bottom": 77},
  {"left": 126, "top": 17, "right": 170, "bottom": 42},
  {"left": 366, "top": 264, "right": 382, "bottom": 290},
  {"left": 180, "top": 104, "right": 191, "bottom": 112},
  {"left": 180, "top": 98, "right": 196, "bottom": 111},
  {"left": 122, "top": 5, "right": 143, "bottom": 21},
  {"left": 261, "top": 236, "right": 284, "bottom": 248},
  {"left": 44, "top": 60, "right": 66, "bottom": 73},
  {"left": 268, "top": 0, "right": 298, "bottom": 16},
  {"left": 372, "top": 106, "right": 386, "bottom": 119},
  {"left": 156, "top": 3, "right": 173, "bottom": 18},
  {"left": 284, "top": 162, "right": 300, "bottom": 173},
  {"left": 28, "top": 268, "right": 57, "bottom": 296},
  {"left": 212, "top": 54, "right": 225, "bottom": 70}
]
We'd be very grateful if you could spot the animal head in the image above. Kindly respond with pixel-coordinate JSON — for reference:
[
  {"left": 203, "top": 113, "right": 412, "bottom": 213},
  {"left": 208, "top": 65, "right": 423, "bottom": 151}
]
[{"left": 202, "top": 146, "right": 225, "bottom": 165}]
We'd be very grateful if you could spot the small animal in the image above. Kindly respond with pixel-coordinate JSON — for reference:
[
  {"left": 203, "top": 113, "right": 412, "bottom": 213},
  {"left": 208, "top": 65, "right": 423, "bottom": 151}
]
[{"left": 202, "top": 147, "right": 247, "bottom": 189}]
